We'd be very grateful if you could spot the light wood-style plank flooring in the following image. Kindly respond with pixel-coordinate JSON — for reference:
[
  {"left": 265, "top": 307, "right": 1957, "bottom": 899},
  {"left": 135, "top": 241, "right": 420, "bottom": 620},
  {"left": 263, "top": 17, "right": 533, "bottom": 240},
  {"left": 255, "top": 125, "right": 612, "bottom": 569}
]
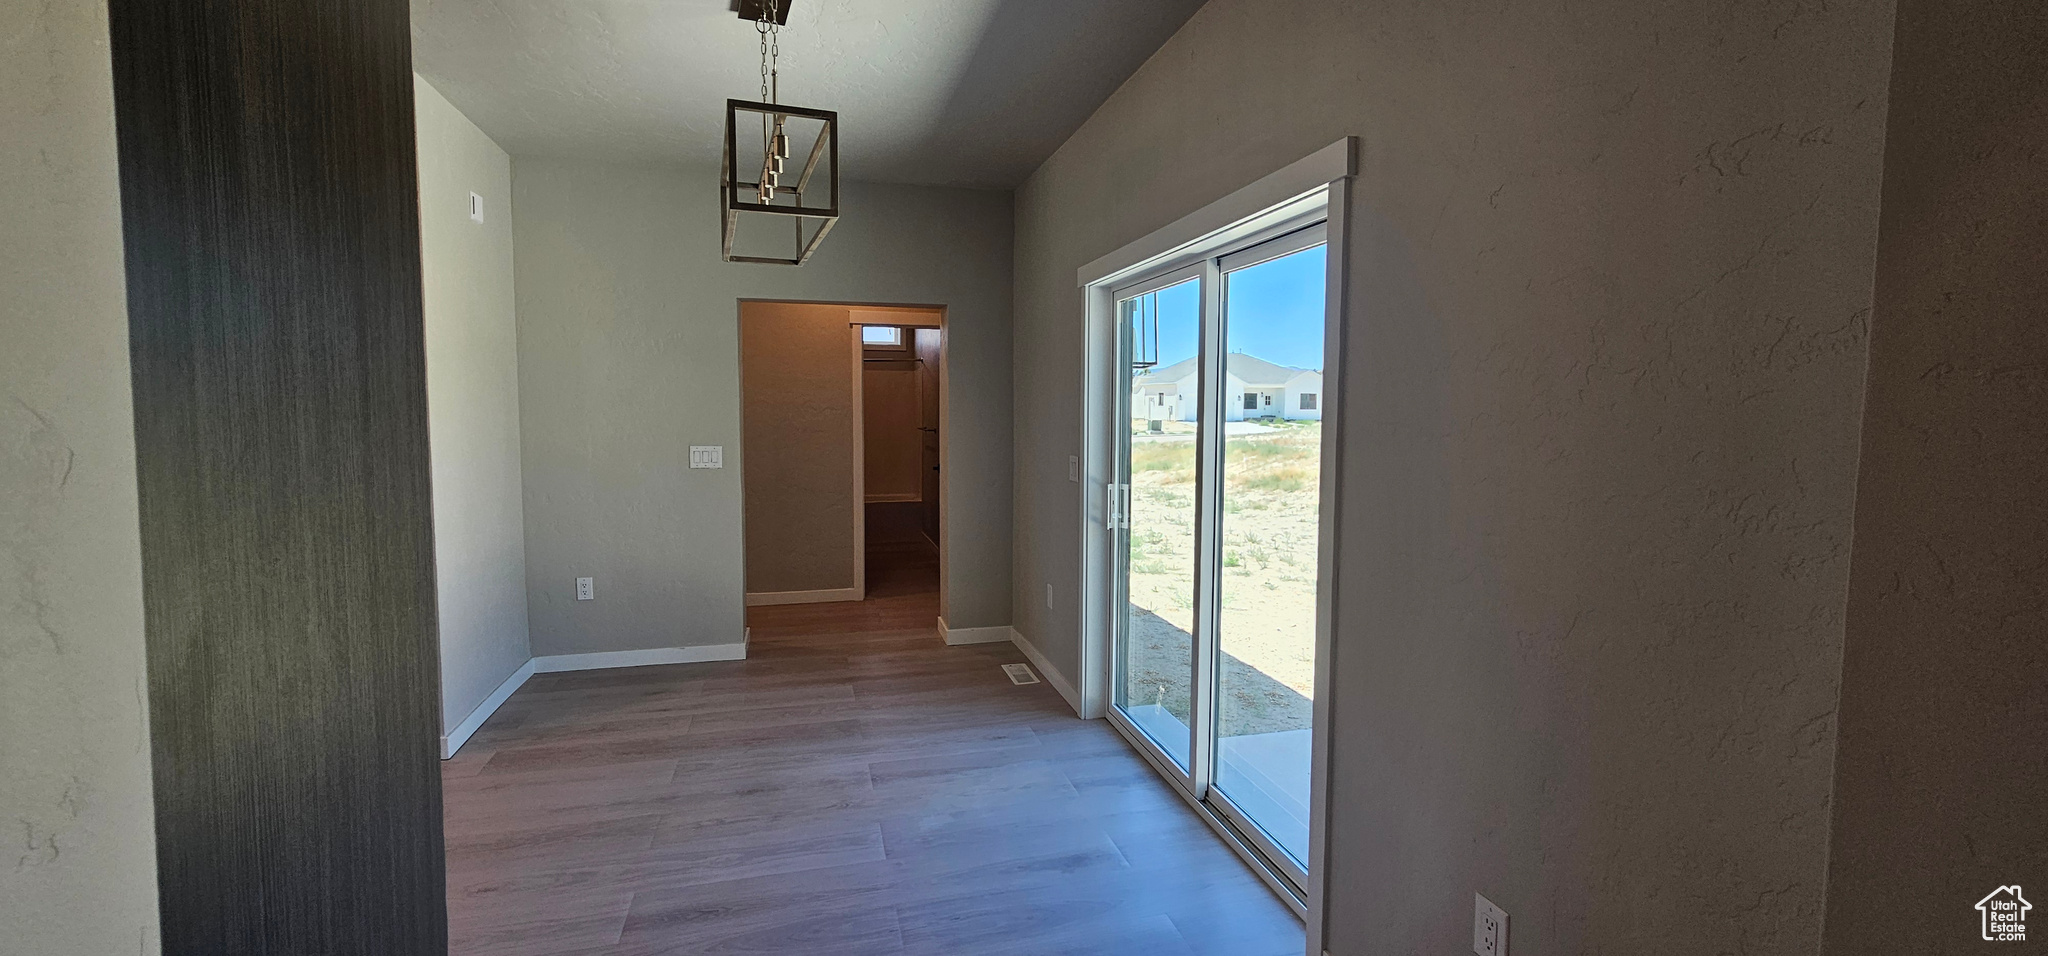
[{"left": 443, "top": 539, "right": 1304, "bottom": 955}]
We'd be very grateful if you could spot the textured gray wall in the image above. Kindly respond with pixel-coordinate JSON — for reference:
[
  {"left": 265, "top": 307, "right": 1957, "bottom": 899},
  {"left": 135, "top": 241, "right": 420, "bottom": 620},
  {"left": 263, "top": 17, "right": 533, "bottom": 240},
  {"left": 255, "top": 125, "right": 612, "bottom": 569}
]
[
  {"left": 1822, "top": 1, "right": 2048, "bottom": 951},
  {"left": 0, "top": 1, "right": 162, "bottom": 951},
  {"left": 1011, "top": 0, "right": 1896, "bottom": 951},
  {"left": 415, "top": 77, "right": 533, "bottom": 737},
  {"left": 513, "top": 160, "right": 1013, "bottom": 655}
]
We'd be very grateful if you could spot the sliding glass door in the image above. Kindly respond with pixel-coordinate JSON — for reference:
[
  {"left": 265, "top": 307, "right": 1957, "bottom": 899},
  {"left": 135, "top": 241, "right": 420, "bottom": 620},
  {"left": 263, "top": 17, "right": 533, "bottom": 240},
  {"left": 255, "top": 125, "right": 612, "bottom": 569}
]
[
  {"left": 1111, "top": 267, "right": 1203, "bottom": 778},
  {"left": 1109, "top": 224, "right": 1329, "bottom": 893},
  {"left": 1210, "top": 230, "right": 1328, "bottom": 874}
]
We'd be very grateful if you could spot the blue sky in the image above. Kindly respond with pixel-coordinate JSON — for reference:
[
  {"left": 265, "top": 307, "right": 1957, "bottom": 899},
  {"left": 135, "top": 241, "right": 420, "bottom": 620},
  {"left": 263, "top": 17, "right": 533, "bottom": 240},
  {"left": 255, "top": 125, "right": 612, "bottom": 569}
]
[
  {"left": 1144, "top": 279, "right": 1201, "bottom": 367},
  {"left": 1135, "top": 245, "right": 1326, "bottom": 371},
  {"left": 1226, "top": 247, "right": 1327, "bottom": 370}
]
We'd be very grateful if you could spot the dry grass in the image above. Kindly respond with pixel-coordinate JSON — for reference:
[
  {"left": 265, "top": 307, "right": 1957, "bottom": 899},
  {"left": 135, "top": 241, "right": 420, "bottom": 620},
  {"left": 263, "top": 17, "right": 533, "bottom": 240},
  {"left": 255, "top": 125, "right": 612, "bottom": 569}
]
[
  {"left": 1122, "top": 419, "right": 1321, "bottom": 736},
  {"left": 1128, "top": 442, "right": 1193, "bottom": 476}
]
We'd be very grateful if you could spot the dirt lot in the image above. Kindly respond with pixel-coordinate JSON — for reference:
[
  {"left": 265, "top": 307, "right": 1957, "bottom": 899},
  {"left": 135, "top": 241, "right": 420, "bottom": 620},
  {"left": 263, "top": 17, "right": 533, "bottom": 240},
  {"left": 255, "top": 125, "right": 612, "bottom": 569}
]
[{"left": 1121, "top": 419, "right": 1319, "bottom": 737}]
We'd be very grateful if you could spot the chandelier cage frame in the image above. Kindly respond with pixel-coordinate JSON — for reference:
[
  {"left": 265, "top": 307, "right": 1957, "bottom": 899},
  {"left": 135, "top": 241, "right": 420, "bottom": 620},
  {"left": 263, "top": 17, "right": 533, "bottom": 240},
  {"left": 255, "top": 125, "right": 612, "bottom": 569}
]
[{"left": 720, "top": 98, "right": 839, "bottom": 265}]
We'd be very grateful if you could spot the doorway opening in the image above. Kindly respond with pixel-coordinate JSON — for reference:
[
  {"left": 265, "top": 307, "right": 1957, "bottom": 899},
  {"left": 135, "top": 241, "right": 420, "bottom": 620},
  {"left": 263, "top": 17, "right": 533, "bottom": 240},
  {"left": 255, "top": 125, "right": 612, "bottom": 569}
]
[
  {"left": 739, "top": 301, "right": 946, "bottom": 624},
  {"left": 858, "top": 318, "right": 944, "bottom": 604}
]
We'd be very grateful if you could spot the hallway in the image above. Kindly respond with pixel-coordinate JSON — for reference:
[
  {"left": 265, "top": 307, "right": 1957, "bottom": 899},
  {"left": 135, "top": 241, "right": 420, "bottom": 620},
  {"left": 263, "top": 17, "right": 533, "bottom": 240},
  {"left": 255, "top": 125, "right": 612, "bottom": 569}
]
[{"left": 439, "top": 543, "right": 1303, "bottom": 955}]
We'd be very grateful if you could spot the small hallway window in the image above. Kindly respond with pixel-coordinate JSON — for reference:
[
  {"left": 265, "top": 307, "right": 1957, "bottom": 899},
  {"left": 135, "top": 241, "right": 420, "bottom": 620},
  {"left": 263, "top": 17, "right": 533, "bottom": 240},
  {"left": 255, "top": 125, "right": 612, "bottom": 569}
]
[{"left": 861, "top": 325, "right": 905, "bottom": 347}]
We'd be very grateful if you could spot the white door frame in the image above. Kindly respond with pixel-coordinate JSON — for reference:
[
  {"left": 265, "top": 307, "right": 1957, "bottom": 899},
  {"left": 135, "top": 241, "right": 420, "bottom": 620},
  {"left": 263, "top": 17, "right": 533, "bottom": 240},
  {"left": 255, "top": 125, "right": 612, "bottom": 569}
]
[{"left": 1074, "top": 139, "right": 1355, "bottom": 955}]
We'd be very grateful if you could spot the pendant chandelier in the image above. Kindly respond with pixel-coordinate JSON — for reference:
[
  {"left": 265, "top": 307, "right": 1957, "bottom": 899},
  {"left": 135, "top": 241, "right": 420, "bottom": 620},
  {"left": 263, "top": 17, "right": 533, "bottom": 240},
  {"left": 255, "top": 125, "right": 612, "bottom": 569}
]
[{"left": 721, "top": 0, "right": 839, "bottom": 265}]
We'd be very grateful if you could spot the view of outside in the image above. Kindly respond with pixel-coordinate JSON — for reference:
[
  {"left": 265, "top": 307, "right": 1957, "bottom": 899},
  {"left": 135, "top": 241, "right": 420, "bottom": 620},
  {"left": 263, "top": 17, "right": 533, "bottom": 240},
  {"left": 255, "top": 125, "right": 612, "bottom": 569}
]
[
  {"left": 1216, "top": 245, "right": 1324, "bottom": 865},
  {"left": 1117, "top": 242, "right": 1326, "bottom": 864},
  {"left": 1119, "top": 278, "right": 1202, "bottom": 768},
  {"left": 1121, "top": 419, "right": 1320, "bottom": 733}
]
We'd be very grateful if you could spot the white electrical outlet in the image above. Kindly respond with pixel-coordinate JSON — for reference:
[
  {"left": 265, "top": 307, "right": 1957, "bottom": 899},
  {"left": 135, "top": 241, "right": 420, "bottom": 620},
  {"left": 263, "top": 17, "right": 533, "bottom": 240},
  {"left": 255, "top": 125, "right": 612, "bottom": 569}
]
[
  {"left": 1044, "top": 583, "right": 1054, "bottom": 609},
  {"left": 689, "top": 445, "right": 723, "bottom": 469},
  {"left": 1068, "top": 455, "right": 1079, "bottom": 482},
  {"left": 1474, "top": 893, "right": 1508, "bottom": 956},
  {"left": 576, "top": 577, "right": 595, "bottom": 601}
]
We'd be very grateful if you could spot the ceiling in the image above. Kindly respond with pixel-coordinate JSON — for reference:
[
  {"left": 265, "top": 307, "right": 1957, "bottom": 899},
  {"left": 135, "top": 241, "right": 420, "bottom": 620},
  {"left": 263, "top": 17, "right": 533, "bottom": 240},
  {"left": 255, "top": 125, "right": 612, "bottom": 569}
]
[{"left": 411, "top": 0, "right": 1206, "bottom": 189}]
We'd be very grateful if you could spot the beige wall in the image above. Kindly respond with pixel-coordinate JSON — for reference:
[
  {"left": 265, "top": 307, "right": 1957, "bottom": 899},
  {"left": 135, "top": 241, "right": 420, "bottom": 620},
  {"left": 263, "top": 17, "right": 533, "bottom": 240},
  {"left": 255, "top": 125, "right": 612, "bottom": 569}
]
[
  {"left": 1822, "top": 1, "right": 2047, "bottom": 951},
  {"left": 513, "top": 160, "right": 1012, "bottom": 654},
  {"left": 1012, "top": 0, "right": 1895, "bottom": 952},
  {"left": 742, "top": 302, "right": 859, "bottom": 595},
  {"left": 0, "top": 0, "right": 162, "bottom": 950},
  {"left": 414, "top": 77, "right": 532, "bottom": 734},
  {"left": 863, "top": 363, "right": 923, "bottom": 502}
]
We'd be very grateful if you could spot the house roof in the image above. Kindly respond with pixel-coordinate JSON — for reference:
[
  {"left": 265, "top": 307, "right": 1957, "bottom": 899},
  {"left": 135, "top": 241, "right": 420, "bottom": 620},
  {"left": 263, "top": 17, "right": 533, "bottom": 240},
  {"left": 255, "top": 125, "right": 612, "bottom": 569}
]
[
  {"left": 1133, "top": 353, "right": 1318, "bottom": 388},
  {"left": 1227, "top": 353, "right": 1317, "bottom": 386},
  {"left": 1133, "top": 356, "right": 1198, "bottom": 385}
]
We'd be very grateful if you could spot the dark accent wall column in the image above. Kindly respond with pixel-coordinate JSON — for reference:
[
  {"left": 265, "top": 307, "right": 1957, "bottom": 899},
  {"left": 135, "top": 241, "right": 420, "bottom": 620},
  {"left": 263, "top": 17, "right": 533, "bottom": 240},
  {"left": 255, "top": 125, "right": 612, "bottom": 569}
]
[
  {"left": 1821, "top": 0, "right": 2047, "bottom": 951},
  {"left": 106, "top": 1, "right": 447, "bottom": 953}
]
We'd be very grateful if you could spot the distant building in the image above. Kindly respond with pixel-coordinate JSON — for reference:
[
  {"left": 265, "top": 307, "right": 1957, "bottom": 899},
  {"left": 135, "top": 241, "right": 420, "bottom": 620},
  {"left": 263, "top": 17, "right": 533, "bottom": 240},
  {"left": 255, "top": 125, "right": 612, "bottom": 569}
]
[{"left": 1133, "top": 354, "right": 1322, "bottom": 422}]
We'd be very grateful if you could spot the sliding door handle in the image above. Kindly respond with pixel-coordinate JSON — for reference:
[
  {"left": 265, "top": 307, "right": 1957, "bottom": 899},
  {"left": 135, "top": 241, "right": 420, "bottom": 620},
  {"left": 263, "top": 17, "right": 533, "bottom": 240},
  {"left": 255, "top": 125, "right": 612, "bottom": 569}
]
[{"left": 1106, "top": 482, "right": 1131, "bottom": 530}]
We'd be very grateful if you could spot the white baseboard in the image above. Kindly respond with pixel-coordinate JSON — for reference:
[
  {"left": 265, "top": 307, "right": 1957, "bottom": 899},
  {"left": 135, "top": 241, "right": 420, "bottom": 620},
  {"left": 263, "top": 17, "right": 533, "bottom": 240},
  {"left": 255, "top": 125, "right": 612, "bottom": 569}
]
[
  {"left": 531, "top": 643, "right": 747, "bottom": 673},
  {"left": 746, "top": 587, "right": 862, "bottom": 607},
  {"left": 441, "top": 642, "right": 749, "bottom": 758},
  {"left": 442, "top": 657, "right": 535, "bottom": 759},
  {"left": 938, "top": 616, "right": 1013, "bottom": 646},
  {"left": 1008, "top": 626, "right": 1082, "bottom": 717}
]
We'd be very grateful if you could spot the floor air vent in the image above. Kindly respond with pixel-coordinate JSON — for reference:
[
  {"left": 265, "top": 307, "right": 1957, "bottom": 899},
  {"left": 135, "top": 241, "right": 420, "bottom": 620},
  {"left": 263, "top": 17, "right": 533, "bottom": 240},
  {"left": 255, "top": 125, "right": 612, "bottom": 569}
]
[{"left": 1002, "top": 663, "right": 1040, "bottom": 685}]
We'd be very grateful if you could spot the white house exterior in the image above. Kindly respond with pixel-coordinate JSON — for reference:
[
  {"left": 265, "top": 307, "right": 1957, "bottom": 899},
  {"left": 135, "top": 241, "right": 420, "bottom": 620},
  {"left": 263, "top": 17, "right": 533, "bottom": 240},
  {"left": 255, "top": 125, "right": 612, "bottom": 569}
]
[{"left": 1132, "top": 354, "right": 1322, "bottom": 423}]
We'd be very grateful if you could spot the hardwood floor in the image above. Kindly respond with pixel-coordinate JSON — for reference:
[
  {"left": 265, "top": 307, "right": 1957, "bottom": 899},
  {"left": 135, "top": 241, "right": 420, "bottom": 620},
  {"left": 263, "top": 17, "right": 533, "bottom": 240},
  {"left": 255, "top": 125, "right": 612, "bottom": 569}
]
[{"left": 443, "top": 542, "right": 1304, "bottom": 955}]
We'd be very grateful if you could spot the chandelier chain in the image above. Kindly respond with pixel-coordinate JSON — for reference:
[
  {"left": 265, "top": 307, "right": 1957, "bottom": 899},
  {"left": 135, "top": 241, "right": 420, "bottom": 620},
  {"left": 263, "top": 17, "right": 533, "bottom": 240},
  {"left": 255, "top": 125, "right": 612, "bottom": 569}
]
[
  {"left": 756, "top": 1, "right": 780, "bottom": 104},
  {"left": 754, "top": 0, "right": 785, "bottom": 203}
]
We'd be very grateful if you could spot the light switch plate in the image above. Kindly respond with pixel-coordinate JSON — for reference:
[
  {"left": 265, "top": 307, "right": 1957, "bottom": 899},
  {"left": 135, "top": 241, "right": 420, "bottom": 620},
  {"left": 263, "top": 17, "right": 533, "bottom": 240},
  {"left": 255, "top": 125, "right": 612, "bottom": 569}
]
[
  {"left": 690, "top": 445, "right": 723, "bottom": 469},
  {"left": 469, "top": 192, "right": 484, "bottom": 223},
  {"left": 576, "top": 577, "right": 594, "bottom": 601},
  {"left": 1474, "top": 893, "right": 1508, "bottom": 956},
  {"left": 1068, "top": 455, "right": 1079, "bottom": 482}
]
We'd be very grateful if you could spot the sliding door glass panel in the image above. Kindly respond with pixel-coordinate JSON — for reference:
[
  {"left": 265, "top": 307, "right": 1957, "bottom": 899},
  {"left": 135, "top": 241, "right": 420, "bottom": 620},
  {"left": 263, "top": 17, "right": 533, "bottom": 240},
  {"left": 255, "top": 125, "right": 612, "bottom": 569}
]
[
  {"left": 1114, "top": 276, "right": 1202, "bottom": 770},
  {"left": 1212, "top": 242, "right": 1326, "bottom": 867}
]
